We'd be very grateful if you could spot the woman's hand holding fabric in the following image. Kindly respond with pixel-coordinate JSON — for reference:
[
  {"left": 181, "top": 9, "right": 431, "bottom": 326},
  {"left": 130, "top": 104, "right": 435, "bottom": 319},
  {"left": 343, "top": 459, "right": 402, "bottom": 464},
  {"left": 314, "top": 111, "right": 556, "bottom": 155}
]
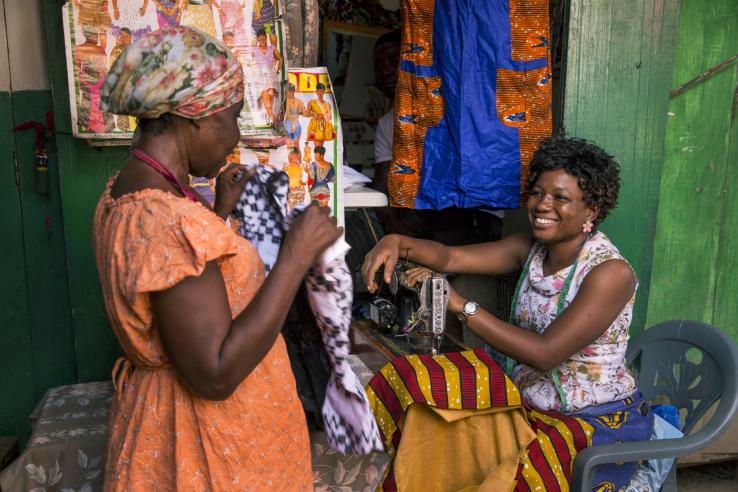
[
  {"left": 153, "top": 204, "right": 341, "bottom": 401},
  {"left": 280, "top": 204, "right": 343, "bottom": 272},
  {"left": 214, "top": 164, "right": 253, "bottom": 219}
]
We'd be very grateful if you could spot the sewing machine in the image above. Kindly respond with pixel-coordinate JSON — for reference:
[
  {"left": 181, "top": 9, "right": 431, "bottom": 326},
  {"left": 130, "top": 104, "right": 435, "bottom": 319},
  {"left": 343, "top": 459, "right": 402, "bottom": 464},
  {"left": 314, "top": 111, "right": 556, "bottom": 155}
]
[{"left": 367, "top": 262, "right": 466, "bottom": 356}]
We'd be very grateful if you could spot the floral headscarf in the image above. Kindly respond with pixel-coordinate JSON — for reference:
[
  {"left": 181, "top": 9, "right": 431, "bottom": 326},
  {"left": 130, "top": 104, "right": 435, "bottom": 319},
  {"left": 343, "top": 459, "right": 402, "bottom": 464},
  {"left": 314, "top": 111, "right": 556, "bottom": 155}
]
[{"left": 102, "top": 26, "right": 244, "bottom": 120}]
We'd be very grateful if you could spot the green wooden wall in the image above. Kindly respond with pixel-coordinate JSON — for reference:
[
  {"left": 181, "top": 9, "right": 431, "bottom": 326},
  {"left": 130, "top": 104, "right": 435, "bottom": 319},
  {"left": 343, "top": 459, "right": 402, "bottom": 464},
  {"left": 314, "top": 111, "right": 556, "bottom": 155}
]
[
  {"left": 0, "top": 0, "right": 128, "bottom": 441},
  {"left": 563, "top": 0, "right": 681, "bottom": 336},
  {"left": 42, "top": 0, "right": 127, "bottom": 384},
  {"left": 0, "top": 90, "right": 77, "bottom": 442},
  {"left": 0, "top": 91, "right": 35, "bottom": 443},
  {"left": 646, "top": 0, "right": 738, "bottom": 335}
]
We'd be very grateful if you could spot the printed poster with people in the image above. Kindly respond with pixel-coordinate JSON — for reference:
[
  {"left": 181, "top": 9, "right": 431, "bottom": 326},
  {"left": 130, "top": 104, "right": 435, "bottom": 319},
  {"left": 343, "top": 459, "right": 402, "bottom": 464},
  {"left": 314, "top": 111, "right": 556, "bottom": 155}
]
[
  {"left": 62, "top": 0, "right": 286, "bottom": 140},
  {"left": 237, "top": 67, "right": 344, "bottom": 225}
]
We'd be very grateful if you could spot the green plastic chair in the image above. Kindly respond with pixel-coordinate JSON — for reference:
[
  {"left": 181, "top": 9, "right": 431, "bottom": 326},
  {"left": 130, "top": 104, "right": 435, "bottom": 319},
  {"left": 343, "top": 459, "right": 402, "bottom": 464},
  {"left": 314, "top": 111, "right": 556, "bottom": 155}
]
[{"left": 571, "top": 320, "right": 738, "bottom": 492}]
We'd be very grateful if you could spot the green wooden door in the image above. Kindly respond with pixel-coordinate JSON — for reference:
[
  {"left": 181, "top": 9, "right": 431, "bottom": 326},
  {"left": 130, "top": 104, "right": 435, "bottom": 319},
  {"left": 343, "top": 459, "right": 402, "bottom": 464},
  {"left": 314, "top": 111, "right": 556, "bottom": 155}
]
[
  {"left": 42, "top": 0, "right": 127, "bottom": 382},
  {"left": 646, "top": 0, "right": 738, "bottom": 336},
  {"left": 563, "top": 0, "right": 681, "bottom": 336},
  {"left": 0, "top": 93, "right": 36, "bottom": 444},
  {"left": 0, "top": 0, "right": 92, "bottom": 443},
  {"left": 0, "top": 91, "right": 77, "bottom": 445}
]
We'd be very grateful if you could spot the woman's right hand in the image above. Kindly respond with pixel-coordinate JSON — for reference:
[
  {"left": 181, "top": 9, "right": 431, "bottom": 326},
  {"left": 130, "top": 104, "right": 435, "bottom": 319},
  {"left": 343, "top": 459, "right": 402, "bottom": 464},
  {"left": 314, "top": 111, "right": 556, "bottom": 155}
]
[
  {"left": 281, "top": 204, "right": 343, "bottom": 270},
  {"left": 362, "top": 235, "right": 402, "bottom": 293}
]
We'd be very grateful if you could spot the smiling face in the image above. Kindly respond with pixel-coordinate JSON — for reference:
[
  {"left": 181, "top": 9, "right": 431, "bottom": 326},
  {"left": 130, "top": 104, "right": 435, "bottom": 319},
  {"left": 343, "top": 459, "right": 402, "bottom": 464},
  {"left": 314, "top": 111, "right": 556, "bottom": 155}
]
[{"left": 527, "top": 169, "right": 598, "bottom": 244}]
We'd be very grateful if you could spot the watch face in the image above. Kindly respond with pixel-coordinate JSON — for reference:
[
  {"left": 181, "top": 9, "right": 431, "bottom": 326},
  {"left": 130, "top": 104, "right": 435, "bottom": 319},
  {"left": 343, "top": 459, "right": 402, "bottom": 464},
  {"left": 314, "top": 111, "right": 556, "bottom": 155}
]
[{"left": 464, "top": 301, "right": 478, "bottom": 316}]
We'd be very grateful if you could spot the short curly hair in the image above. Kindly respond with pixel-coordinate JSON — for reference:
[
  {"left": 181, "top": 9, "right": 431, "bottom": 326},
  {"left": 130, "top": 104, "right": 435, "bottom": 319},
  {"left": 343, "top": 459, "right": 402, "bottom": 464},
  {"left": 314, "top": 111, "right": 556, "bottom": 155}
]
[{"left": 527, "top": 136, "right": 621, "bottom": 226}]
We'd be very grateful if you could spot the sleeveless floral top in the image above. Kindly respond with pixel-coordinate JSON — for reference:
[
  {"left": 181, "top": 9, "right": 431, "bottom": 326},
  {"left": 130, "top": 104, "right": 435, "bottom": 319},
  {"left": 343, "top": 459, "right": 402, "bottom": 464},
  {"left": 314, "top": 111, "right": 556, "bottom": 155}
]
[{"left": 512, "top": 231, "right": 638, "bottom": 412}]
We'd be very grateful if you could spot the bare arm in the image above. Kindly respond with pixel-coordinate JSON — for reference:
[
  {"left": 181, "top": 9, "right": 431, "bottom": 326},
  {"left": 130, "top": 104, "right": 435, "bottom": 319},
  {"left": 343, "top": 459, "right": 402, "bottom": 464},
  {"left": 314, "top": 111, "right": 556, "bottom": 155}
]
[
  {"left": 151, "top": 205, "right": 342, "bottom": 400},
  {"left": 459, "top": 259, "right": 636, "bottom": 371},
  {"left": 362, "top": 233, "right": 534, "bottom": 293}
]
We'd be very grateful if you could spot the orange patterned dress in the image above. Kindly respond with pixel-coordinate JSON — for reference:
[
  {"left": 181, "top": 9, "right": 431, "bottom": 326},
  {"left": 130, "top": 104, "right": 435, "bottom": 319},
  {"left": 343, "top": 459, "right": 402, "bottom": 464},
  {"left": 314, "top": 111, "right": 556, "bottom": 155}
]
[{"left": 93, "top": 177, "right": 313, "bottom": 491}]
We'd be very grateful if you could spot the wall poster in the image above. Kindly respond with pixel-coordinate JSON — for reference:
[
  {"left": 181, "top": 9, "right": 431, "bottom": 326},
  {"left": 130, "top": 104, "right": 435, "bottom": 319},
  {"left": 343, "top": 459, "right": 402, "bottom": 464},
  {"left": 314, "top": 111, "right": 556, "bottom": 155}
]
[
  {"left": 62, "top": 0, "right": 287, "bottom": 141},
  {"left": 61, "top": 3, "right": 343, "bottom": 224},
  {"left": 237, "top": 67, "right": 344, "bottom": 225}
]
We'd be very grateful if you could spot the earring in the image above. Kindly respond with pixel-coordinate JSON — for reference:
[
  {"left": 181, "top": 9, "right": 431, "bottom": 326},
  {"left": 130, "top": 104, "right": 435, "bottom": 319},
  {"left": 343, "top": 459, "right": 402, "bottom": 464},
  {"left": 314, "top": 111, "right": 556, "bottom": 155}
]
[{"left": 582, "top": 220, "right": 593, "bottom": 233}]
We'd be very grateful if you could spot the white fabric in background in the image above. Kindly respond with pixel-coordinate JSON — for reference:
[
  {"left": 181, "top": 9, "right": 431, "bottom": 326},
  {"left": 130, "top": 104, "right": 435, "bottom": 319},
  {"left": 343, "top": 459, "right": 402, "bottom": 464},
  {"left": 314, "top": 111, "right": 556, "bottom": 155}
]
[
  {"left": 373, "top": 111, "right": 394, "bottom": 164},
  {"left": 342, "top": 165, "right": 373, "bottom": 189}
]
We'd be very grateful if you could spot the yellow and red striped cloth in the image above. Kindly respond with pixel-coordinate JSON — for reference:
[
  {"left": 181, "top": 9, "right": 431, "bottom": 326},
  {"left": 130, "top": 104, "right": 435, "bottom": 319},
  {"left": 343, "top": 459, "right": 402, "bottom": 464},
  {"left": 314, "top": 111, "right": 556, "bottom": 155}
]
[{"left": 367, "top": 349, "right": 594, "bottom": 491}]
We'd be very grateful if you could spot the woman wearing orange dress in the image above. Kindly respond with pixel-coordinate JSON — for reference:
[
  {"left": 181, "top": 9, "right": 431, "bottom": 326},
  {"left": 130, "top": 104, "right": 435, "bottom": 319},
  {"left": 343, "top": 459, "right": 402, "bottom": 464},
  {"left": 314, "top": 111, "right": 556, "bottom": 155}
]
[{"left": 95, "top": 26, "right": 341, "bottom": 491}]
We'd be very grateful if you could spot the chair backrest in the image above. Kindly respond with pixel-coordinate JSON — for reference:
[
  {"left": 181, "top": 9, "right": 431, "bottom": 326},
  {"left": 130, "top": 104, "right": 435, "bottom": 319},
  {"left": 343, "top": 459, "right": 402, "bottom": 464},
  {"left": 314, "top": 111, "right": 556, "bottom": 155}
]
[{"left": 626, "top": 320, "right": 738, "bottom": 435}]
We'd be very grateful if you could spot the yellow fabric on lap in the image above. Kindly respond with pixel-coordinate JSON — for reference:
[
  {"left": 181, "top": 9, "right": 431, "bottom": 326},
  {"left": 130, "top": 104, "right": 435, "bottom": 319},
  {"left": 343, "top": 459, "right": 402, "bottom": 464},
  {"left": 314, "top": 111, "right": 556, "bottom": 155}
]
[{"left": 394, "top": 404, "right": 535, "bottom": 492}]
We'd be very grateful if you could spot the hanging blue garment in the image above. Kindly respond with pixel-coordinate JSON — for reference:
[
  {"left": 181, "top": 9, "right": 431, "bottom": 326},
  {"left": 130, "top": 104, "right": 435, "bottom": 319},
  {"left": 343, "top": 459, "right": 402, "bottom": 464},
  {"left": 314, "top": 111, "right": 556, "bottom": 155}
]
[{"left": 389, "top": 0, "right": 552, "bottom": 210}]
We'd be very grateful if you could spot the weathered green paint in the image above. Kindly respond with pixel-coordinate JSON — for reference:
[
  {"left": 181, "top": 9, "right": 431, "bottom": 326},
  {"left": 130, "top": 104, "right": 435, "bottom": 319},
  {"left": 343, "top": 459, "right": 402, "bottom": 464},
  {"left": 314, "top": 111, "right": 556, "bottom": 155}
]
[
  {"left": 563, "top": 0, "right": 681, "bottom": 336},
  {"left": 0, "top": 91, "right": 36, "bottom": 443},
  {"left": 647, "top": 0, "right": 738, "bottom": 335},
  {"left": 42, "top": 0, "right": 126, "bottom": 382},
  {"left": 0, "top": 90, "right": 77, "bottom": 443},
  {"left": 56, "top": 136, "right": 125, "bottom": 382},
  {"left": 0, "top": 88, "right": 121, "bottom": 444},
  {"left": 715, "top": 96, "right": 738, "bottom": 332},
  {"left": 12, "top": 91, "right": 77, "bottom": 399}
]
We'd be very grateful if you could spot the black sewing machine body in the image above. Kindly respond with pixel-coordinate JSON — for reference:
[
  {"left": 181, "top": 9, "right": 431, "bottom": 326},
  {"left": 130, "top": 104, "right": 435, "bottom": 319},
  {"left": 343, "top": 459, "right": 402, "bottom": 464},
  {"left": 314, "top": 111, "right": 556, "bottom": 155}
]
[{"left": 368, "top": 261, "right": 452, "bottom": 355}]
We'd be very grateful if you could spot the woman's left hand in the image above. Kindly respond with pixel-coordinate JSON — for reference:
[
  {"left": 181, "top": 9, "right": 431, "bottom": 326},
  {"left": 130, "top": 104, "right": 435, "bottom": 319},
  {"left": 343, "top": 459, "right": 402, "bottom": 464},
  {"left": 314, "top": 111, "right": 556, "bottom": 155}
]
[
  {"left": 214, "top": 164, "right": 253, "bottom": 220},
  {"left": 401, "top": 266, "right": 433, "bottom": 289},
  {"left": 402, "top": 267, "right": 465, "bottom": 314}
]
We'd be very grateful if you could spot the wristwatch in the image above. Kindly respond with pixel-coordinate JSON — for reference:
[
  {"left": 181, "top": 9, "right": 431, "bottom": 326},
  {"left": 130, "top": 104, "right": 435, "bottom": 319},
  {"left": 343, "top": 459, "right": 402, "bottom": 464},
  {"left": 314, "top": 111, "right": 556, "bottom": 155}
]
[{"left": 456, "top": 300, "right": 479, "bottom": 323}]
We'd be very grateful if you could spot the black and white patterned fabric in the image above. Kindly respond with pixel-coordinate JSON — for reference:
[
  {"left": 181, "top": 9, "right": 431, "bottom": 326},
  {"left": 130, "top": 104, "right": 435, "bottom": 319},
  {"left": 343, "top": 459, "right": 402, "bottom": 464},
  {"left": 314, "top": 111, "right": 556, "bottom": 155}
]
[
  {"left": 233, "top": 168, "right": 290, "bottom": 273},
  {"left": 233, "top": 166, "right": 383, "bottom": 455}
]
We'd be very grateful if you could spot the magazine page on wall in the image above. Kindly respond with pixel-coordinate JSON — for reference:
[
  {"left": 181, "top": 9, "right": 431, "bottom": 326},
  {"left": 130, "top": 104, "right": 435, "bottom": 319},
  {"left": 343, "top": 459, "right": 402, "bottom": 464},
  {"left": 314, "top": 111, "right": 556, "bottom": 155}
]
[
  {"left": 61, "top": 0, "right": 287, "bottom": 141},
  {"left": 238, "top": 67, "right": 344, "bottom": 226}
]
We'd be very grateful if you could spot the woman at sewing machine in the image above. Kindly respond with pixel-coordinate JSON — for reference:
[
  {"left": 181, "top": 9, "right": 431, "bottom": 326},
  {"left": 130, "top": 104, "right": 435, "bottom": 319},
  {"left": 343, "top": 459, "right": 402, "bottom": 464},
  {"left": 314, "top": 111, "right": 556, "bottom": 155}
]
[{"left": 362, "top": 136, "right": 653, "bottom": 490}]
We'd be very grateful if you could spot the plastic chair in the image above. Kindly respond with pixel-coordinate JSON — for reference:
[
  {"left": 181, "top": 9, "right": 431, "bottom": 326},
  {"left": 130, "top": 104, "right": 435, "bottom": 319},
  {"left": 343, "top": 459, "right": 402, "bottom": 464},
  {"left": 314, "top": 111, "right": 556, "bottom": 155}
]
[{"left": 571, "top": 320, "right": 738, "bottom": 492}]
